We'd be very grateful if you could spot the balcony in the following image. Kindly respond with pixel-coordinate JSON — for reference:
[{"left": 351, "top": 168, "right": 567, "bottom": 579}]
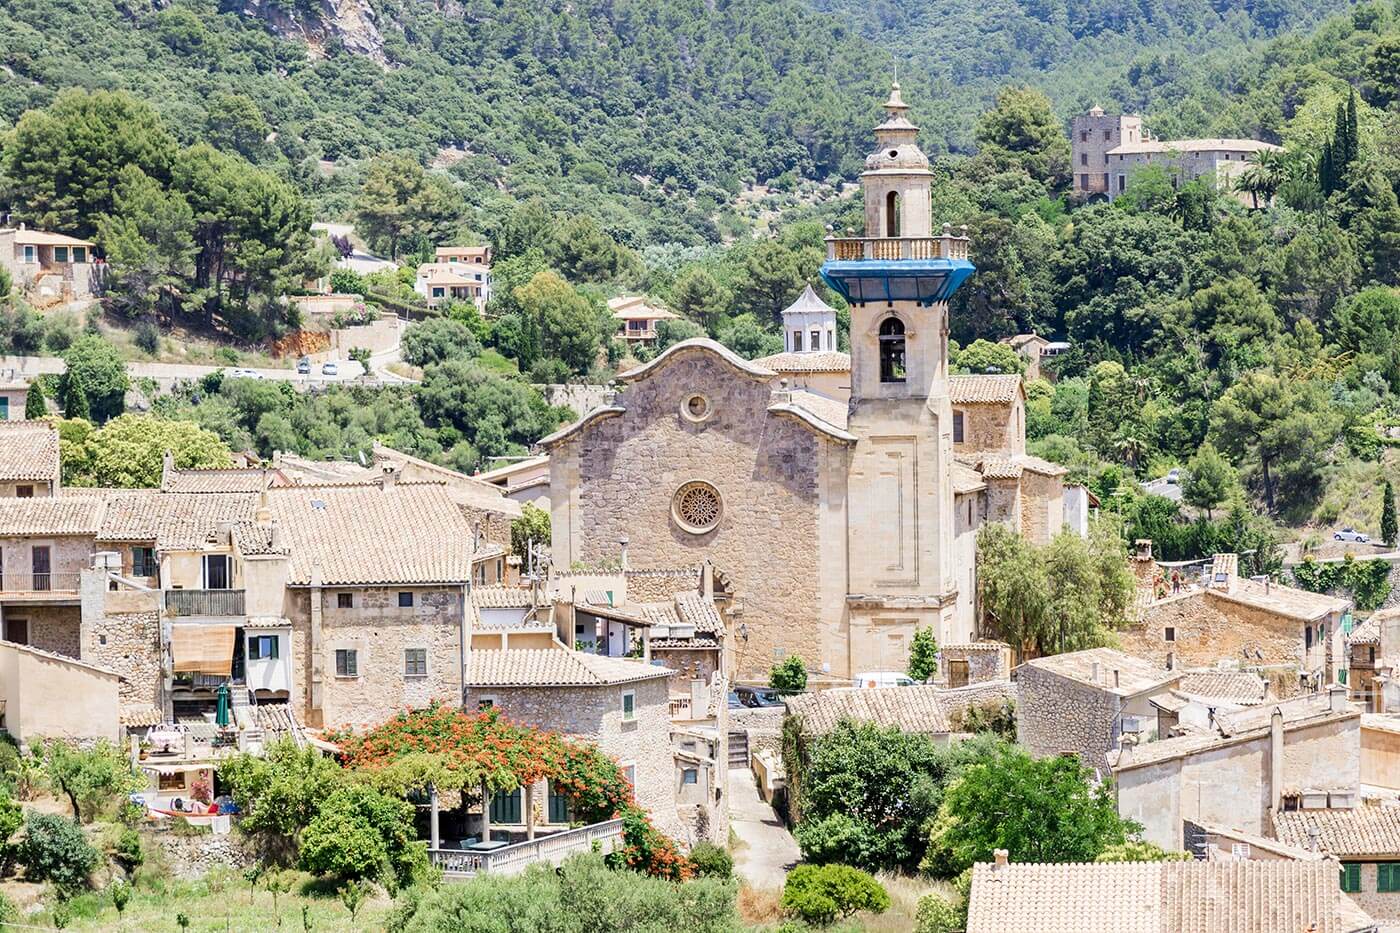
[
  {"left": 0, "top": 572, "right": 83, "bottom": 598},
  {"left": 165, "top": 589, "right": 246, "bottom": 617},
  {"left": 824, "top": 230, "right": 970, "bottom": 262},
  {"left": 428, "top": 819, "right": 625, "bottom": 878}
]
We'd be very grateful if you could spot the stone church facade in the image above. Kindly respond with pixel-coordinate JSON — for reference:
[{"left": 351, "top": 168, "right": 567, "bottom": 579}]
[{"left": 545, "top": 85, "right": 1067, "bottom": 681}]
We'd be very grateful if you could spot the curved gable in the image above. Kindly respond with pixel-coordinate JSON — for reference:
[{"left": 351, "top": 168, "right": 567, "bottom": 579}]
[{"left": 617, "top": 338, "right": 775, "bottom": 385}]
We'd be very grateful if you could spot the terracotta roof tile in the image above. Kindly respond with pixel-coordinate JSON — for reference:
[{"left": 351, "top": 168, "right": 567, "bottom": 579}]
[
  {"left": 751, "top": 350, "right": 851, "bottom": 373},
  {"left": 1275, "top": 806, "right": 1400, "bottom": 858},
  {"left": 968, "top": 859, "right": 1359, "bottom": 933},
  {"left": 786, "top": 681, "right": 1015, "bottom": 737},
  {"left": 1349, "top": 615, "right": 1382, "bottom": 646},
  {"left": 785, "top": 390, "right": 848, "bottom": 431},
  {"left": 952, "top": 462, "right": 987, "bottom": 494},
  {"left": 466, "top": 648, "right": 672, "bottom": 687},
  {"left": 1017, "top": 647, "right": 1179, "bottom": 697},
  {"left": 0, "top": 496, "right": 102, "bottom": 535},
  {"left": 232, "top": 522, "right": 288, "bottom": 556},
  {"left": 266, "top": 483, "right": 473, "bottom": 586},
  {"left": 0, "top": 421, "right": 60, "bottom": 482},
  {"left": 1177, "top": 670, "right": 1268, "bottom": 704},
  {"left": 472, "top": 585, "right": 537, "bottom": 609},
  {"left": 950, "top": 374, "right": 1022, "bottom": 404},
  {"left": 98, "top": 491, "right": 257, "bottom": 549},
  {"left": 162, "top": 468, "right": 276, "bottom": 494}
]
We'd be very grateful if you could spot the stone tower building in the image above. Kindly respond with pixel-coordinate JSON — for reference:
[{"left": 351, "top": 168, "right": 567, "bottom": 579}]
[
  {"left": 821, "top": 83, "right": 975, "bottom": 664},
  {"left": 1071, "top": 106, "right": 1145, "bottom": 198}
]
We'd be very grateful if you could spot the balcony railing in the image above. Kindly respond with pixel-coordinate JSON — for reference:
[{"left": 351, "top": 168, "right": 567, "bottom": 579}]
[
  {"left": 428, "top": 819, "right": 625, "bottom": 878},
  {"left": 0, "top": 572, "right": 83, "bottom": 595},
  {"left": 825, "top": 230, "right": 970, "bottom": 262},
  {"left": 165, "top": 589, "right": 246, "bottom": 617}
]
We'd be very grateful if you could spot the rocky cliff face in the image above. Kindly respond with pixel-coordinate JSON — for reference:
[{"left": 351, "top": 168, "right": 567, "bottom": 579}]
[{"left": 237, "top": 0, "right": 387, "bottom": 63}]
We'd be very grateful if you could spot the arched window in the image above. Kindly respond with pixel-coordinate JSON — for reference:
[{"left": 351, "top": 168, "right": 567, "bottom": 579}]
[
  {"left": 879, "top": 317, "right": 906, "bottom": 383},
  {"left": 885, "top": 191, "right": 901, "bottom": 237}
]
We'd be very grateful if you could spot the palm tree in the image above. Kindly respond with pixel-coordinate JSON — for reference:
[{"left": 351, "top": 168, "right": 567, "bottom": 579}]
[
  {"left": 1115, "top": 434, "right": 1147, "bottom": 469},
  {"left": 1236, "top": 148, "right": 1287, "bottom": 208}
]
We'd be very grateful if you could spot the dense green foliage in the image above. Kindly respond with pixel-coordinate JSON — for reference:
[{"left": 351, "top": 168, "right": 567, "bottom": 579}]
[
  {"left": 38, "top": 740, "right": 143, "bottom": 824},
  {"left": 781, "top": 863, "right": 889, "bottom": 926},
  {"left": 924, "top": 745, "right": 1137, "bottom": 875},
  {"left": 1095, "top": 840, "right": 1193, "bottom": 863},
  {"left": 791, "top": 722, "right": 1006, "bottom": 872},
  {"left": 769, "top": 655, "right": 809, "bottom": 695},
  {"left": 59, "top": 414, "right": 232, "bottom": 488},
  {"left": 907, "top": 627, "right": 939, "bottom": 682},
  {"left": 687, "top": 842, "right": 734, "bottom": 880},
  {"left": 297, "top": 784, "right": 426, "bottom": 890},
  {"left": 16, "top": 812, "right": 99, "bottom": 895},
  {"left": 387, "top": 853, "right": 740, "bottom": 933},
  {"left": 1292, "top": 554, "right": 1393, "bottom": 610}
]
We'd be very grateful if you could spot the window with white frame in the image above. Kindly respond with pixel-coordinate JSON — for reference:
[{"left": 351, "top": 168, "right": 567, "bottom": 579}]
[
  {"left": 203, "top": 554, "right": 231, "bottom": 589},
  {"left": 248, "top": 635, "right": 279, "bottom": 660},
  {"left": 335, "top": 648, "right": 358, "bottom": 677},
  {"left": 622, "top": 690, "right": 636, "bottom": 722},
  {"left": 682, "top": 768, "right": 698, "bottom": 785}
]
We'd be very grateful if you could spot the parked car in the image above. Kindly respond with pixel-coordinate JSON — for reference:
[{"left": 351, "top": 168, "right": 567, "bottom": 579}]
[
  {"left": 733, "top": 686, "right": 784, "bottom": 708},
  {"left": 296, "top": 357, "right": 311, "bottom": 375},
  {"left": 226, "top": 367, "right": 263, "bottom": 380},
  {"left": 853, "top": 671, "right": 916, "bottom": 688},
  {"left": 321, "top": 361, "right": 339, "bottom": 377},
  {"left": 1335, "top": 528, "right": 1371, "bottom": 543},
  {"left": 1165, "top": 468, "right": 1181, "bottom": 485},
  {"left": 727, "top": 691, "right": 745, "bottom": 709}
]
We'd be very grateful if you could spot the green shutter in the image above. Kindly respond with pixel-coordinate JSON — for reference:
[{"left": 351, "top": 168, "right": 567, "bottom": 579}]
[
  {"left": 490, "top": 788, "right": 521, "bottom": 824},
  {"left": 1342, "top": 863, "right": 1362, "bottom": 893},
  {"left": 1378, "top": 863, "right": 1388, "bottom": 893}
]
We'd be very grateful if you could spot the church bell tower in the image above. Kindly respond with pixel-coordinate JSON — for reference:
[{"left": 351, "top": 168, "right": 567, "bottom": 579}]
[{"left": 820, "top": 83, "right": 977, "bottom": 668}]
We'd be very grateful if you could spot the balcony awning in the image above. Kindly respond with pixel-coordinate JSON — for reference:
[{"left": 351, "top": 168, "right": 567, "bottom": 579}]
[{"left": 170, "top": 624, "right": 236, "bottom": 676}]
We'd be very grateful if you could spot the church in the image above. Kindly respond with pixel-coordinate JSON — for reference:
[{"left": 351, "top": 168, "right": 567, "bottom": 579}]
[{"left": 543, "top": 85, "right": 1067, "bottom": 682}]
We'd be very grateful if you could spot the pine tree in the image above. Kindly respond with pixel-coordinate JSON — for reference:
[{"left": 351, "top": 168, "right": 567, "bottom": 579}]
[
  {"left": 1383, "top": 480, "right": 1398, "bottom": 549},
  {"left": 24, "top": 379, "right": 47, "bottom": 419}
]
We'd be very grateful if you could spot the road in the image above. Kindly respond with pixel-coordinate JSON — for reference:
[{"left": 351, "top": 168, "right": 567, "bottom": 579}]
[
  {"left": 1140, "top": 475, "right": 1183, "bottom": 502},
  {"left": 0, "top": 318, "right": 413, "bottom": 390},
  {"left": 728, "top": 769, "right": 799, "bottom": 889}
]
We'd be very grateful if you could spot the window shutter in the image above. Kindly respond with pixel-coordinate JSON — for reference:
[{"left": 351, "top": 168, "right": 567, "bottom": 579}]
[{"left": 1378, "top": 864, "right": 1388, "bottom": 892}]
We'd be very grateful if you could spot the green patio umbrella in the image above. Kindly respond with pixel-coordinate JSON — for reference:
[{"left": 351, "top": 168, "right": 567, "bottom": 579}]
[{"left": 215, "top": 683, "right": 231, "bottom": 728}]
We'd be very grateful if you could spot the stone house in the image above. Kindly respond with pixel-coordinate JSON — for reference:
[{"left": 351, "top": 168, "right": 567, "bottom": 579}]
[
  {"left": 1070, "top": 107, "right": 1282, "bottom": 206},
  {"left": 1275, "top": 806, "right": 1400, "bottom": 925},
  {"left": 1361, "top": 714, "right": 1400, "bottom": 791},
  {"left": 937, "top": 641, "right": 1012, "bottom": 687},
  {"left": 0, "top": 639, "right": 120, "bottom": 745},
  {"left": 1345, "top": 609, "right": 1400, "bottom": 710},
  {"left": 0, "top": 421, "right": 61, "bottom": 496},
  {"left": 475, "top": 454, "right": 552, "bottom": 510},
  {"left": 999, "top": 333, "right": 1067, "bottom": 381},
  {"left": 1129, "top": 555, "right": 1352, "bottom": 693},
  {"left": 0, "top": 373, "right": 30, "bottom": 422},
  {"left": 1111, "top": 688, "right": 1360, "bottom": 850},
  {"left": 1149, "top": 669, "right": 1271, "bottom": 738},
  {"left": 544, "top": 85, "right": 1071, "bottom": 683},
  {"left": 0, "top": 226, "right": 100, "bottom": 301},
  {"left": 370, "top": 442, "right": 522, "bottom": 554},
  {"left": 966, "top": 853, "right": 1377, "bottom": 933},
  {"left": 0, "top": 496, "right": 104, "bottom": 653},
  {"left": 610, "top": 296, "right": 680, "bottom": 344},
  {"left": 1014, "top": 646, "right": 1181, "bottom": 774},
  {"left": 463, "top": 648, "right": 717, "bottom": 844}
]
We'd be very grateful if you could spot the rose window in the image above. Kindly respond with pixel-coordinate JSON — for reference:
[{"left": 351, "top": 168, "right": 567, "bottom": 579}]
[{"left": 672, "top": 481, "right": 722, "bottom": 534}]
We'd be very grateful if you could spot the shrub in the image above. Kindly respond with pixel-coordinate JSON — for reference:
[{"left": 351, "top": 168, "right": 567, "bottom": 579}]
[
  {"left": 914, "top": 893, "right": 960, "bottom": 933},
  {"left": 298, "top": 784, "right": 425, "bottom": 889},
  {"left": 0, "top": 891, "right": 16, "bottom": 926},
  {"left": 40, "top": 739, "right": 143, "bottom": 822},
  {"left": 769, "top": 655, "right": 808, "bottom": 695},
  {"left": 781, "top": 864, "right": 890, "bottom": 926},
  {"left": 17, "top": 812, "right": 99, "bottom": 894},
  {"left": 134, "top": 320, "right": 161, "bottom": 354},
  {"left": 688, "top": 842, "right": 733, "bottom": 879},
  {"left": 112, "top": 827, "right": 143, "bottom": 872},
  {"left": 0, "top": 787, "right": 19, "bottom": 875}
]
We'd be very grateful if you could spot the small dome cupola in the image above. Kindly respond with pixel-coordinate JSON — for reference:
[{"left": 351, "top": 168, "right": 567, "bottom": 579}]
[
  {"left": 865, "top": 83, "right": 930, "bottom": 175},
  {"left": 782, "top": 284, "right": 838, "bottom": 353},
  {"left": 861, "top": 82, "right": 934, "bottom": 240}
]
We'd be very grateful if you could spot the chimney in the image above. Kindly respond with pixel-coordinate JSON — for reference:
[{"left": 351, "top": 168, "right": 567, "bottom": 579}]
[
  {"left": 993, "top": 849, "right": 1008, "bottom": 869},
  {"left": 380, "top": 463, "right": 397, "bottom": 488},
  {"left": 1269, "top": 707, "right": 1284, "bottom": 815},
  {"left": 1328, "top": 683, "right": 1348, "bottom": 713},
  {"left": 619, "top": 535, "right": 629, "bottom": 573},
  {"left": 701, "top": 560, "right": 714, "bottom": 598},
  {"left": 1117, "top": 733, "right": 1134, "bottom": 767},
  {"left": 255, "top": 488, "right": 272, "bottom": 528},
  {"left": 1091, "top": 661, "right": 1100, "bottom": 684},
  {"left": 161, "top": 449, "right": 175, "bottom": 485},
  {"left": 1113, "top": 669, "right": 1120, "bottom": 689},
  {"left": 1306, "top": 821, "right": 1320, "bottom": 853}
]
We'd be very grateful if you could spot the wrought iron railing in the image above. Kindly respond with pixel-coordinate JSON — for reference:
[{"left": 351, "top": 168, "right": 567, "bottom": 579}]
[
  {"left": 0, "top": 572, "right": 82, "bottom": 594},
  {"left": 824, "top": 230, "right": 970, "bottom": 262},
  {"left": 165, "top": 589, "right": 246, "bottom": 617},
  {"left": 428, "top": 819, "right": 625, "bottom": 877}
]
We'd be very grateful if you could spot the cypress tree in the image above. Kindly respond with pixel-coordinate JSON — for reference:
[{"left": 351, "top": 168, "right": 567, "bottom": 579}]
[
  {"left": 1384, "top": 480, "right": 1398, "bottom": 549},
  {"left": 1345, "top": 89, "right": 1360, "bottom": 168},
  {"left": 61, "top": 370, "right": 90, "bottom": 421},
  {"left": 24, "top": 379, "right": 47, "bottom": 419},
  {"left": 1319, "top": 141, "right": 1334, "bottom": 196}
]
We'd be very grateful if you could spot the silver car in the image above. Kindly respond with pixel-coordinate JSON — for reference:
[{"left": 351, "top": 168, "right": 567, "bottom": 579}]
[{"left": 1335, "top": 528, "right": 1371, "bottom": 543}]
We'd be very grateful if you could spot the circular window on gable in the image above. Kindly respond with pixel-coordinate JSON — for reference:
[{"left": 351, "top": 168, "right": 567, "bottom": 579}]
[
  {"left": 681, "top": 393, "right": 713, "bottom": 423},
  {"left": 672, "top": 481, "right": 723, "bottom": 534}
]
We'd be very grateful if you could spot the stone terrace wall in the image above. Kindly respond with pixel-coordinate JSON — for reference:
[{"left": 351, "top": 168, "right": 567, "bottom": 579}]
[{"left": 85, "top": 610, "right": 161, "bottom": 712}]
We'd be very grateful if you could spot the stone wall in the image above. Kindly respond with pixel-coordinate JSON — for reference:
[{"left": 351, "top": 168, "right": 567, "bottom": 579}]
[
  {"left": 151, "top": 831, "right": 253, "bottom": 879},
  {"left": 1015, "top": 665, "right": 1123, "bottom": 773},
  {"left": 1346, "top": 865, "right": 1400, "bottom": 924},
  {"left": 939, "top": 644, "right": 1009, "bottom": 685},
  {"left": 0, "top": 535, "right": 92, "bottom": 585},
  {"left": 462, "top": 676, "right": 682, "bottom": 840},
  {"left": 1018, "top": 469, "right": 1063, "bottom": 546},
  {"left": 461, "top": 505, "right": 514, "bottom": 554},
  {"left": 85, "top": 610, "right": 162, "bottom": 712},
  {"left": 19, "top": 605, "right": 82, "bottom": 658},
  {"left": 288, "top": 585, "right": 464, "bottom": 729},
  {"left": 955, "top": 401, "right": 1018, "bottom": 455},
  {"left": 552, "top": 350, "right": 838, "bottom": 680},
  {"left": 626, "top": 567, "right": 700, "bottom": 602},
  {"left": 1128, "top": 592, "right": 1301, "bottom": 680},
  {"left": 652, "top": 648, "right": 719, "bottom": 692}
]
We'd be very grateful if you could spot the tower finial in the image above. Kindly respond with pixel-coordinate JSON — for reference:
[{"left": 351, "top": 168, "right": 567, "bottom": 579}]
[{"left": 883, "top": 81, "right": 908, "bottom": 115}]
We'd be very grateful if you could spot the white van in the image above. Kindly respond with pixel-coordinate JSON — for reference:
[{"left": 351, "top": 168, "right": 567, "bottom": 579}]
[{"left": 853, "top": 671, "right": 916, "bottom": 688}]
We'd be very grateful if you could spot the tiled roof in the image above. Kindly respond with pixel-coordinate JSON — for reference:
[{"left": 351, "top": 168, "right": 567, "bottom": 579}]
[
  {"left": 1018, "top": 455, "right": 1069, "bottom": 477},
  {"left": 608, "top": 295, "right": 679, "bottom": 321},
  {"left": 1275, "top": 806, "right": 1400, "bottom": 858},
  {"left": 1347, "top": 612, "right": 1388, "bottom": 646},
  {"left": 266, "top": 483, "right": 474, "bottom": 586},
  {"left": 967, "top": 858, "right": 1361, "bottom": 933},
  {"left": 1112, "top": 697, "right": 1356, "bottom": 771},
  {"left": 0, "top": 496, "right": 102, "bottom": 535},
  {"left": 472, "top": 585, "right": 537, "bottom": 609},
  {"left": 1017, "top": 647, "right": 1178, "bottom": 697},
  {"left": 162, "top": 468, "right": 276, "bottom": 494},
  {"left": 232, "top": 522, "right": 288, "bottom": 556},
  {"left": 0, "top": 421, "right": 60, "bottom": 482},
  {"left": 785, "top": 681, "right": 1016, "bottom": 737},
  {"left": 950, "top": 374, "right": 1022, "bottom": 404},
  {"left": 1107, "top": 137, "right": 1281, "bottom": 156},
  {"left": 372, "top": 444, "right": 522, "bottom": 517},
  {"left": 1177, "top": 670, "right": 1268, "bottom": 704},
  {"left": 98, "top": 491, "right": 258, "bottom": 549},
  {"left": 977, "top": 457, "right": 1024, "bottom": 480},
  {"left": 120, "top": 705, "right": 164, "bottom": 727},
  {"left": 750, "top": 350, "right": 851, "bottom": 373},
  {"left": 785, "top": 390, "right": 848, "bottom": 431},
  {"left": 1208, "top": 577, "right": 1349, "bottom": 623},
  {"left": 674, "top": 591, "right": 722, "bottom": 634},
  {"left": 466, "top": 648, "right": 672, "bottom": 687},
  {"left": 952, "top": 462, "right": 987, "bottom": 494},
  {"left": 273, "top": 453, "right": 379, "bottom": 485}
]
